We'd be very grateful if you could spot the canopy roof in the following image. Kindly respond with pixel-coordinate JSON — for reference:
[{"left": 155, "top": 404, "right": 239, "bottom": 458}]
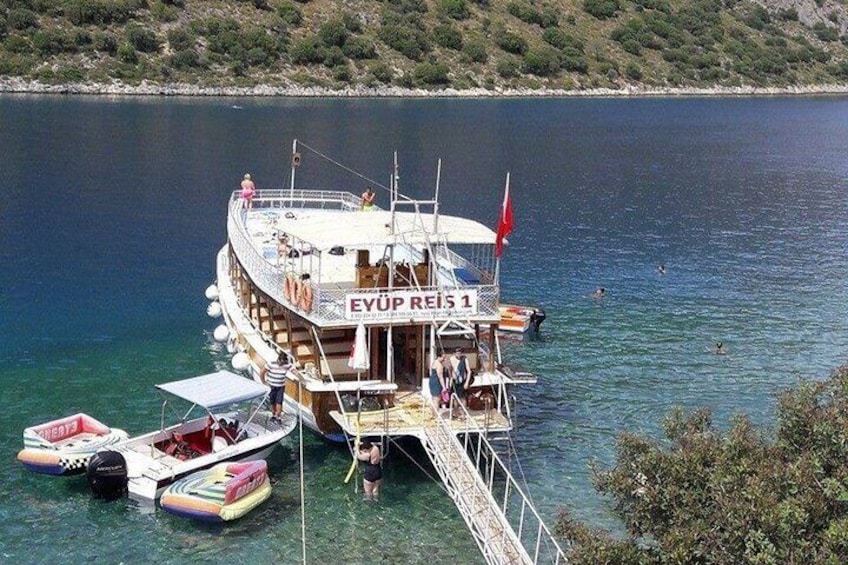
[
  {"left": 156, "top": 370, "right": 267, "bottom": 409},
  {"left": 276, "top": 210, "right": 496, "bottom": 250}
]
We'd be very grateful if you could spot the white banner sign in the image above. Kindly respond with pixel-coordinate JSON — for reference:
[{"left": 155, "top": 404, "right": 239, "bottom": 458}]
[{"left": 345, "top": 289, "right": 479, "bottom": 320}]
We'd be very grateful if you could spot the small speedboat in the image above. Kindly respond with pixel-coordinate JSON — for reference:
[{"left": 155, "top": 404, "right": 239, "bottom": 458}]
[
  {"left": 160, "top": 460, "right": 271, "bottom": 522},
  {"left": 87, "top": 370, "right": 295, "bottom": 501},
  {"left": 17, "top": 413, "right": 128, "bottom": 476},
  {"left": 498, "top": 304, "right": 546, "bottom": 333}
]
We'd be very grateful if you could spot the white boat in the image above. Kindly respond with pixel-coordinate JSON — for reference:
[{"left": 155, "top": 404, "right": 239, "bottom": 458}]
[
  {"left": 211, "top": 140, "right": 538, "bottom": 444},
  {"left": 87, "top": 370, "right": 295, "bottom": 502},
  {"left": 160, "top": 460, "right": 272, "bottom": 522},
  {"left": 498, "top": 304, "right": 546, "bottom": 333},
  {"left": 17, "top": 413, "right": 128, "bottom": 476}
]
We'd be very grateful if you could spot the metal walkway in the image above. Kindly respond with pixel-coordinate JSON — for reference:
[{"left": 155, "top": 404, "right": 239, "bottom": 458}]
[{"left": 419, "top": 398, "right": 566, "bottom": 565}]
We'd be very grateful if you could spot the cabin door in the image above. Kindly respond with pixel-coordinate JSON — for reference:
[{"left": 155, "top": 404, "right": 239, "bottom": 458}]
[{"left": 375, "top": 326, "right": 420, "bottom": 389}]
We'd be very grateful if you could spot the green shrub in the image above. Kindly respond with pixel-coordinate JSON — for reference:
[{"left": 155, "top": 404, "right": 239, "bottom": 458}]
[
  {"left": 522, "top": 46, "right": 559, "bottom": 76},
  {"left": 117, "top": 43, "right": 137, "bottom": 63},
  {"left": 276, "top": 1, "right": 303, "bottom": 26},
  {"left": 342, "top": 13, "right": 363, "bottom": 33},
  {"left": 7, "top": 8, "right": 38, "bottom": 30},
  {"left": 378, "top": 22, "right": 429, "bottom": 60},
  {"left": 168, "top": 48, "right": 201, "bottom": 69},
  {"left": 625, "top": 62, "right": 642, "bottom": 79},
  {"left": 0, "top": 53, "right": 35, "bottom": 74},
  {"left": 543, "top": 28, "right": 583, "bottom": 53},
  {"left": 167, "top": 29, "right": 193, "bottom": 52},
  {"left": 4, "top": 33, "right": 31, "bottom": 53},
  {"left": 386, "top": 0, "right": 428, "bottom": 15},
  {"left": 319, "top": 19, "right": 349, "bottom": 48},
  {"left": 368, "top": 60, "right": 393, "bottom": 83},
  {"left": 633, "top": 0, "right": 669, "bottom": 12},
  {"left": 437, "top": 0, "right": 469, "bottom": 20},
  {"left": 496, "top": 57, "right": 519, "bottom": 78},
  {"left": 64, "top": 0, "right": 141, "bottom": 25},
  {"left": 412, "top": 61, "right": 449, "bottom": 85},
  {"left": 151, "top": 1, "right": 179, "bottom": 22},
  {"left": 126, "top": 25, "right": 159, "bottom": 53},
  {"left": 342, "top": 35, "right": 376, "bottom": 59},
  {"left": 289, "top": 36, "right": 324, "bottom": 64},
  {"left": 32, "top": 30, "right": 75, "bottom": 55},
  {"left": 322, "top": 45, "right": 346, "bottom": 68},
  {"left": 433, "top": 23, "right": 462, "bottom": 50},
  {"left": 59, "top": 65, "right": 85, "bottom": 82},
  {"left": 583, "top": 0, "right": 619, "bottom": 20},
  {"left": 462, "top": 37, "right": 487, "bottom": 62},
  {"left": 813, "top": 23, "right": 839, "bottom": 42},
  {"left": 776, "top": 8, "right": 798, "bottom": 21},
  {"left": 93, "top": 32, "right": 117, "bottom": 54},
  {"left": 506, "top": 1, "right": 557, "bottom": 28},
  {"left": 561, "top": 54, "right": 588, "bottom": 74},
  {"left": 496, "top": 31, "right": 527, "bottom": 55}
]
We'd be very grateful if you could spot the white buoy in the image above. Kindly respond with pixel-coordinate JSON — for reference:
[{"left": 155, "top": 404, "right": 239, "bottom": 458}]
[
  {"left": 205, "top": 284, "right": 219, "bottom": 300},
  {"left": 232, "top": 352, "right": 250, "bottom": 371},
  {"left": 207, "top": 301, "right": 222, "bottom": 318},
  {"left": 213, "top": 325, "right": 229, "bottom": 342}
]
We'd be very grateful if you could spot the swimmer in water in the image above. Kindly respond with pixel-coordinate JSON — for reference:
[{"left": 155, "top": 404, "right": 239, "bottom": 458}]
[
  {"left": 658, "top": 264, "right": 666, "bottom": 275},
  {"left": 591, "top": 287, "right": 606, "bottom": 299}
]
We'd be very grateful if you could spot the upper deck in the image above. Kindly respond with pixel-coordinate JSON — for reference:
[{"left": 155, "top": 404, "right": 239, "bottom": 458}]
[{"left": 226, "top": 190, "right": 502, "bottom": 328}]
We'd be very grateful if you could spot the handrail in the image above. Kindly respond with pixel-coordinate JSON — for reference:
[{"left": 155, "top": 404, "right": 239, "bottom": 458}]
[{"left": 438, "top": 394, "right": 567, "bottom": 564}]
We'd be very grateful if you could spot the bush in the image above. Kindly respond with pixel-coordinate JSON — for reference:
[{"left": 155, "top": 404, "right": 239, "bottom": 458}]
[
  {"left": 814, "top": 23, "right": 839, "bottom": 42},
  {"left": 625, "top": 62, "right": 642, "bottom": 80},
  {"left": 436, "top": 0, "right": 469, "bottom": 20},
  {"left": 7, "top": 8, "right": 38, "bottom": 30},
  {"left": 543, "top": 28, "right": 583, "bottom": 53},
  {"left": 559, "top": 365, "right": 848, "bottom": 564},
  {"left": 168, "top": 48, "right": 201, "bottom": 69},
  {"left": 4, "top": 34, "right": 31, "bottom": 54},
  {"left": 342, "top": 36, "right": 376, "bottom": 59},
  {"left": 496, "top": 57, "right": 519, "bottom": 78},
  {"left": 64, "top": 0, "right": 141, "bottom": 25},
  {"left": 319, "top": 19, "right": 349, "bottom": 48},
  {"left": 507, "top": 2, "right": 558, "bottom": 28},
  {"left": 322, "top": 45, "right": 346, "bottom": 68},
  {"left": 289, "top": 36, "right": 324, "bottom": 64},
  {"left": 412, "top": 61, "right": 450, "bottom": 85},
  {"left": 583, "top": 0, "right": 619, "bottom": 20},
  {"left": 378, "top": 23, "right": 429, "bottom": 60},
  {"left": 368, "top": 61, "right": 393, "bottom": 83},
  {"left": 276, "top": 1, "right": 303, "bottom": 26},
  {"left": 117, "top": 43, "right": 138, "bottom": 63},
  {"left": 462, "top": 37, "right": 487, "bottom": 62},
  {"left": 126, "top": 25, "right": 159, "bottom": 53},
  {"left": 496, "top": 31, "right": 527, "bottom": 55},
  {"left": 32, "top": 30, "right": 75, "bottom": 55},
  {"left": 167, "top": 29, "right": 193, "bottom": 52},
  {"left": 522, "top": 46, "right": 559, "bottom": 76},
  {"left": 93, "top": 32, "right": 117, "bottom": 54},
  {"left": 561, "top": 54, "right": 588, "bottom": 74},
  {"left": 433, "top": 23, "right": 462, "bottom": 50}
]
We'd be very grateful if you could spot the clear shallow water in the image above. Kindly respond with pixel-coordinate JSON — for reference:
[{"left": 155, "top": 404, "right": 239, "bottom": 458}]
[{"left": 1, "top": 95, "right": 847, "bottom": 563}]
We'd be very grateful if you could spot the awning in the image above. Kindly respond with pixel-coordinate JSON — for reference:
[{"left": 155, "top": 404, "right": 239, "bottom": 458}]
[
  {"left": 156, "top": 370, "right": 268, "bottom": 409},
  {"left": 275, "top": 210, "right": 496, "bottom": 250}
]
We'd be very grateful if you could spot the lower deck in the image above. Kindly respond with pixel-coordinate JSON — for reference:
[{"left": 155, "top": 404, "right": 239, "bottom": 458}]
[{"left": 328, "top": 387, "right": 511, "bottom": 439}]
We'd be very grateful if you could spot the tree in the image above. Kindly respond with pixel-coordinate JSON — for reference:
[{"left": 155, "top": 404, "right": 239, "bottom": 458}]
[{"left": 558, "top": 364, "right": 848, "bottom": 564}]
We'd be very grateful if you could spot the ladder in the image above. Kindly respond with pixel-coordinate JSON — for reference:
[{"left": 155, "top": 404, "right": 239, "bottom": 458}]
[{"left": 419, "top": 400, "right": 566, "bottom": 565}]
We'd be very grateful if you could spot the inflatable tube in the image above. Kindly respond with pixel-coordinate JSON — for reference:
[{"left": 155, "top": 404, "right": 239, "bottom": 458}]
[{"left": 161, "top": 461, "right": 271, "bottom": 522}]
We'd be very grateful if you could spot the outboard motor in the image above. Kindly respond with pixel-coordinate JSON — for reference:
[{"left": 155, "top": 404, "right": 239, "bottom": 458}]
[
  {"left": 87, "top": 451, "right": 128, "bottom": 500},
  {"left": 530, "top": 307, "right": 546, "bottom": 332}
]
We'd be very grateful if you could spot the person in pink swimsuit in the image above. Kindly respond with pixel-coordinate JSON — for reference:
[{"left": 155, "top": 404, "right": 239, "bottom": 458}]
[{"left": 240, "top": 173, "right": 256, "bottom": 208}]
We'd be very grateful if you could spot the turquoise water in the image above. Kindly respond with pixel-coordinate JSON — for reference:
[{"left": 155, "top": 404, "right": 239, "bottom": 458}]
[{"left": 1, "top": 95, "right": 847, "bottom": 563}]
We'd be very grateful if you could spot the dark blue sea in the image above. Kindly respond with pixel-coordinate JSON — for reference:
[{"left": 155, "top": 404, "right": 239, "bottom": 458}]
[{"left": 1, "top": 95, "right": 847, "bottom": 563}]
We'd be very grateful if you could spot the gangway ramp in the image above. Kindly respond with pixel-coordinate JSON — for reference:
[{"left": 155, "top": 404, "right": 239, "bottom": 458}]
[{"left": 420, "top": 398, "right": 566, "bottom": 565}]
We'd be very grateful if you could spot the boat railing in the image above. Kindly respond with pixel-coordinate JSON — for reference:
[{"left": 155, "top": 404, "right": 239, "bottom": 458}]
[
  {"left": 439, "top": 395, "right": 567, "bottom": 564},
  {"left": 227, "top": 196, "right": 500, "bottom": 326},
  {"left": 243, "top": 189, "right": 364, "bottom": 212}
]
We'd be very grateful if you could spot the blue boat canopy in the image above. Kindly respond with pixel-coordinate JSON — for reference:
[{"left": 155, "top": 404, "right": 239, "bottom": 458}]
[{"left": 156, "top": 370, "right": 268, "bottom": 409}]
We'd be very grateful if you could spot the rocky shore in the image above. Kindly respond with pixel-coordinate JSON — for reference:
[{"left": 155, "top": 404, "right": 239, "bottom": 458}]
[{"left": 2, "top": 77, "right": 848, "bottom": 97}]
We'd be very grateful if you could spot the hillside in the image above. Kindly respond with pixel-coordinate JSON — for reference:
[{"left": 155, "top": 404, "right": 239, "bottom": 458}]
[{"left": 2, "top": 0, "right": 848, "bottom": 94}]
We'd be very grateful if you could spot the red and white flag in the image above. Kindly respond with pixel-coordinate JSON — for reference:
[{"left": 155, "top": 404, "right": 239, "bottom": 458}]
[{"left": 495, "top": 175, "right": 513, "bottom": 258}]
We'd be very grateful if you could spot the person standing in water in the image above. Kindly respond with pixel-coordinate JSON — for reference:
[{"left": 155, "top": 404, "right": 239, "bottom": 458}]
[{"left": 357, "top": 441, "right": 382, "bottom": 499}]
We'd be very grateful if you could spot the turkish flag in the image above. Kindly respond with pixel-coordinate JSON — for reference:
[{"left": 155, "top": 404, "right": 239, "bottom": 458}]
[{"left": 495, "top": 178, "right": 513, "bottom": 258}]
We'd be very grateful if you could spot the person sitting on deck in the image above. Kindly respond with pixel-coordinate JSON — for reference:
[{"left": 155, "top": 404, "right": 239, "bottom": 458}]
[{"left": 276, "top": 233, "right": 289, "bottom": 264}]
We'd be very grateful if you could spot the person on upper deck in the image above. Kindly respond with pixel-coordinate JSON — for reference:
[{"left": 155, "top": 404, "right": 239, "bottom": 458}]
[
  {"left": 240, "top": 173, "right": 256, "bottom": 209},
  {"left": 361, "top": 187, "right": 376, "bottom": 211}
]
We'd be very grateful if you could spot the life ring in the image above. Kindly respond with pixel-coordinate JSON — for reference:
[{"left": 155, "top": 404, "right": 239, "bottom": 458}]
[
  {"left": 284, "top": 274, "right": 295, "bottom": 303},
  {"left": 299, "top": 283, "right": 313, "bottom": 313}
]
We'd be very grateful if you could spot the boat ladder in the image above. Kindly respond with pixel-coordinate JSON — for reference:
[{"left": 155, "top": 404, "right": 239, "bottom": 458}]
[{"left": 420, "top": 400, "right": 566, "bottom": 565}]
